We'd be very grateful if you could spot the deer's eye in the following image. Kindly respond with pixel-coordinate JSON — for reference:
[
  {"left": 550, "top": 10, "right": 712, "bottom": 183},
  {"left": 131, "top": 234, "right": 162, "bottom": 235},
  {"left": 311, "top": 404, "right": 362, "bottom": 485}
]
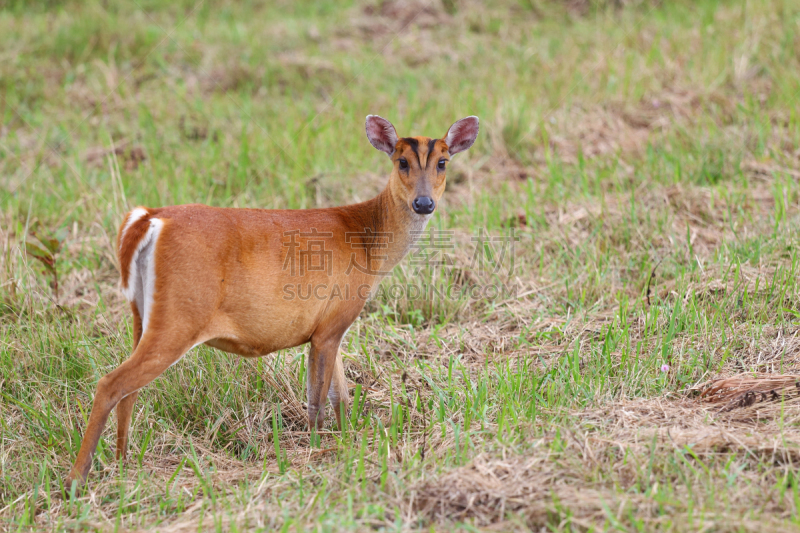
[
  {"left": 398, "top": 158, "right": 408, "bottom": 170},
  {"left": 438, "top": 158, "right": 446, "bottom": 170}
]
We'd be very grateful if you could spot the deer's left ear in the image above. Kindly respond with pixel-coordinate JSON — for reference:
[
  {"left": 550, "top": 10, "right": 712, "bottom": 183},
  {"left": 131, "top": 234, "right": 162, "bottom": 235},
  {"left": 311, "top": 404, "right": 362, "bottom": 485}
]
[{"left": 444, "top": 116, "right": 479, "bottom": 155}]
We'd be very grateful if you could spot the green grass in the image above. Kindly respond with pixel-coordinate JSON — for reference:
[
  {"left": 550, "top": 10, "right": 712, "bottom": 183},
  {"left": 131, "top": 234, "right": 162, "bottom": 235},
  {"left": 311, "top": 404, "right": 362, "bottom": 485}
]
[{"left": 3, "top": 0, "right": 800, "bottom": 530}]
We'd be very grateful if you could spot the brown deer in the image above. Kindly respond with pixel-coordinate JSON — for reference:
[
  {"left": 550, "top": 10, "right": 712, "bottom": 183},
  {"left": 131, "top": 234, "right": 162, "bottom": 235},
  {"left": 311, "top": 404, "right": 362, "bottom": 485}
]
[{"left": 66, "top": 115, "right": 479, "bottom": 487}]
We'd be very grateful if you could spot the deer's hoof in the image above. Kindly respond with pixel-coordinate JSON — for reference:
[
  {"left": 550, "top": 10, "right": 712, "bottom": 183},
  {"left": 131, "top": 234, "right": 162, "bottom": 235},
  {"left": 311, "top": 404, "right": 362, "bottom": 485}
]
[{"left": 64, "top": 471, "right": 87, "bottom": 493}]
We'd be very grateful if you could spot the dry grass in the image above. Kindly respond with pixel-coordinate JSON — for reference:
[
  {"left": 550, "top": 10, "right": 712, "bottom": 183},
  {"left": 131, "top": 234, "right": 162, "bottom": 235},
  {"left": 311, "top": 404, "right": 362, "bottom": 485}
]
[
  {"left": 416, "top": 375, "right": 800, "bottom": 531},
  {"left": 3, "top": 0, "right": 800, "bottom": 530}
]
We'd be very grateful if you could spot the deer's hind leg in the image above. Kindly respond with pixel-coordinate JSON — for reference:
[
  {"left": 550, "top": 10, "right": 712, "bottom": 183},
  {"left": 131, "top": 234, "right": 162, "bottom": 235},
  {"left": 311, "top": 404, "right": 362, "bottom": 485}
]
[
  {"left": 66, "top": 323, "right": 196, "bottom": 488},
  {"left": 115, "top": 302, "right": 143, "bottom": 461}
]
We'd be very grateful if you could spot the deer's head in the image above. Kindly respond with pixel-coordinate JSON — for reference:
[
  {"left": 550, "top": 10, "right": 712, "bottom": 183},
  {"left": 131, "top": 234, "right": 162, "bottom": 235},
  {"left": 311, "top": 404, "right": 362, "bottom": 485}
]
[{"left": 366, "top": 115, "right": 479, "bottom": 216}]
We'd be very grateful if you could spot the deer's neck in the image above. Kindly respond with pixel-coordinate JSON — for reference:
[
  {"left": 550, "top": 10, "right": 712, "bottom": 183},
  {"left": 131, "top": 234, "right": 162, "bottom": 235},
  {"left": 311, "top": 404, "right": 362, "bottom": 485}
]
[{"left": 345, "top": 187, "right": 431, "bottom": 274}]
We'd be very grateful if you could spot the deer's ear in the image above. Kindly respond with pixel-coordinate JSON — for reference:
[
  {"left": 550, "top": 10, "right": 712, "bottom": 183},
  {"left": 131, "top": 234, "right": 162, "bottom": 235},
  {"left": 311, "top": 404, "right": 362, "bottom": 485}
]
[
  {"left": 365, "top": 115, "right": 399, "bottom": 156},
  {"left": 444, "top": 116, "right": 480, "bottom": 155}
]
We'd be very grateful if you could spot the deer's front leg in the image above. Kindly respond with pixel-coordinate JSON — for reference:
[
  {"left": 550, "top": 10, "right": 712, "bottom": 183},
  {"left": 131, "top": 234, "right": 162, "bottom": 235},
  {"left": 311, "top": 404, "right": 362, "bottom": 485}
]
[{"left": 306, "top": 335, "right": 346, "bottom": 431}]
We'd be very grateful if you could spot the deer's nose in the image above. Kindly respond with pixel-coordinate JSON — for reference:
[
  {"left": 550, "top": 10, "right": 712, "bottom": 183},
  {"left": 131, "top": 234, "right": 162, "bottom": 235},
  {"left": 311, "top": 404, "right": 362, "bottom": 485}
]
[{"left": 412, "top": 196, "right": 435, "bottom": 215}]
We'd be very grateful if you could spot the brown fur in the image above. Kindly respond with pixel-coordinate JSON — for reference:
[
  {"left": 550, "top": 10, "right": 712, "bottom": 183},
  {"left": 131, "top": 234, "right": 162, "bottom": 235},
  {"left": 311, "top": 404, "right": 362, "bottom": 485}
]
[
  {"left": 66, "top": 118, "right": 478, "bottom": 487},
  {"left": 390, "top": 137, "right": 448, "bottom": 211}
]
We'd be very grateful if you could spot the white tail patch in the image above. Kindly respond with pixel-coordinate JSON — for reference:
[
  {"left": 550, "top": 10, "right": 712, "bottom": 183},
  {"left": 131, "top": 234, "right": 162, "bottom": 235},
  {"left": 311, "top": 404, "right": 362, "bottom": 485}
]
[
  {"left": 121, "top": 208, "right": 149, "bottom": 239},
  {"left": 119, "top": 207, "right": 149, "bottom": 293},
  {"left": 121, "top": 218, "right": 163, "bottom": 334}
]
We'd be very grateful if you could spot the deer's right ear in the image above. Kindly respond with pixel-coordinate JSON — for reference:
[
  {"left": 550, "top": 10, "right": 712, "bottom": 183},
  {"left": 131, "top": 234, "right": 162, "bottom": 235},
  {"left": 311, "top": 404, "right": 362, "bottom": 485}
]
[
  {"left": 365, "top": 115, "right": 398, "bottom": 156},
  {"left": 444, "top": 116, "right": 480, "bottom": 155}
]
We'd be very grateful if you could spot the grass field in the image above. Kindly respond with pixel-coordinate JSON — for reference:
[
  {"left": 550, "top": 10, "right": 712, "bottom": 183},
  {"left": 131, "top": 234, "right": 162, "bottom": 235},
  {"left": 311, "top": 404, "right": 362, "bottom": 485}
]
[{"left": 3, "top": 0, "right": 800, "bottom": 530}]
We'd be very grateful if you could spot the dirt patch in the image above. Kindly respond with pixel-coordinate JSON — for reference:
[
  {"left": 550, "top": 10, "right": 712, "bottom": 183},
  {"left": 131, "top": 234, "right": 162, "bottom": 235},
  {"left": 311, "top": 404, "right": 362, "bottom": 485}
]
[
  {"left": 577, "top": 382, "right": 800, "bottom": 471},
  {"left": 413, "top": 452, "right": 632, "bottom": 528},
  {"left": 355, "top": 0, "right": 450, "bottom": 41},
  {"left": 414, "top": 375, "right": 800, "bottom": 530},
  {"left": 83, "top": 140, "right": 146, "bottom": 171},
  {"left": 541, "top": 87, "right": 715, "bottom": 164},
  {"left": 473, "top": 86, "right": 758, "bottom": 181},
  {"left": 195, "top": 63, "right": 262, "bottom": 94},
  {"left": 742, "top": 159, "right": 800, "bottom": 181},
  {"left": 563, "top": 0, "right": 663, "bottom": 17},
  {"left": 696, "top": 373, "right": 800, "bottom": 409},
  {"left": 546, "top": 104, "right": 652, "bottom": 162},
  {"left": 344, "top": 0, "right": 456, "bottom": 67}
]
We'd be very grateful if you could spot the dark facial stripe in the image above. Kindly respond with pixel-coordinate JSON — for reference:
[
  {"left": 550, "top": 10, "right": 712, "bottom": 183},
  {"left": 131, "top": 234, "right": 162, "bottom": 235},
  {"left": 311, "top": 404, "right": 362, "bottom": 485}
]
[
  {"left": 427, "top": 138, "right": 438, "bottom": 169},
  {"left": 401, "top": 137, "right": 420, "bottom": 167},
  {"left": 402, "top": 138, "right": 419, "bottom": 155}
]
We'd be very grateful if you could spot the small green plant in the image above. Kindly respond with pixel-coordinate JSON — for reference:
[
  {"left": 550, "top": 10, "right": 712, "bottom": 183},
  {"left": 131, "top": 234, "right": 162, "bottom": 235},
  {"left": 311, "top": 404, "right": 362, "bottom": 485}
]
[
  {"left": 272, "top": 406, "right": 288, "bottom": 474},
  {"left": 25, "top": 228, "right": 66, "bottom": 304}
]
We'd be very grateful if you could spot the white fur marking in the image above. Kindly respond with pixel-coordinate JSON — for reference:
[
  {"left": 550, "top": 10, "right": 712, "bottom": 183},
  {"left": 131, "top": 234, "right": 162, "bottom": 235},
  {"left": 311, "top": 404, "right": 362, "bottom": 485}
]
[
  {"left": 120, "top": 208, "right": 148, "bottom": 252},
  {"left": 119, "top": 208, "right": 149, "bottom": 296},
  {"left": 398, "top": 213, "right": 433, "bottom": 257},
  {"left": 139, "top": 219, "right": 163, "bottom": 334},
  {"left": 121, "top": 218, "right": 163, "bottom": 337},
  {"left": 121, "top": 216, "right": 159, "bottom": 301}
]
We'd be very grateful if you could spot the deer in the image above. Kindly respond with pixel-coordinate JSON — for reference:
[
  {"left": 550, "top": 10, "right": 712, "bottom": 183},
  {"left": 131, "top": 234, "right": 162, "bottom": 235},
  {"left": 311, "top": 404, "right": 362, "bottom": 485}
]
[{"left": 65, "top": 115, "right": 479, "bottom": 487}]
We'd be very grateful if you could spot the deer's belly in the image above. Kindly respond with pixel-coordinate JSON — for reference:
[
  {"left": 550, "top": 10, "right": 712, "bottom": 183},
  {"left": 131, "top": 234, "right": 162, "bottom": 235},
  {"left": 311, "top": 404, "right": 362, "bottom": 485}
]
[
  {"left": 201, "top": 301, "right": 321, "bottom": 357},
  {"left": 203, "top": 337, "right": 300, "bottom": 357}
]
